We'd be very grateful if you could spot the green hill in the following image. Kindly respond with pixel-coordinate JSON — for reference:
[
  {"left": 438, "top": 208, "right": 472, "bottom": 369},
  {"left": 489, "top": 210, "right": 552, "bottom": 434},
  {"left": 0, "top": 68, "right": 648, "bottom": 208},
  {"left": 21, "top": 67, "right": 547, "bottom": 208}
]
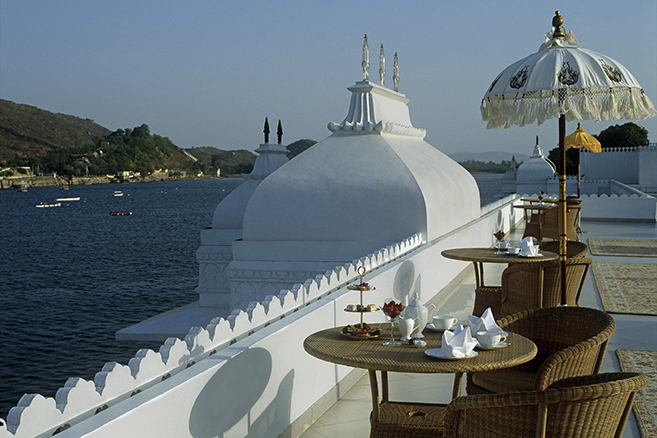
[
  {"left": 0, "top": 99, "right": 258, "bottom": 178},
  {"left": 0, "top": 99, "right": 112, "bottom": 162}
]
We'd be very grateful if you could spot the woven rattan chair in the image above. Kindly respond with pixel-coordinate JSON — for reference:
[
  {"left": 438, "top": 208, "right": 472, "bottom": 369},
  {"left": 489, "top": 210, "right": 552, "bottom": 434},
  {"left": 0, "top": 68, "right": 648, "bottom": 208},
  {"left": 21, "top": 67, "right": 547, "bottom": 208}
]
[
  {"left": 472, "top": 257, "right": 592, "bottom": 318},
  {"left": 467, "top": 307, "right": 615, "bottom": 395},
  {"left": 444, "top": 373, "right": 647, "bottom": 438},
  {"left": 523, "top": 205, "right": 581, "bottom": 245}
]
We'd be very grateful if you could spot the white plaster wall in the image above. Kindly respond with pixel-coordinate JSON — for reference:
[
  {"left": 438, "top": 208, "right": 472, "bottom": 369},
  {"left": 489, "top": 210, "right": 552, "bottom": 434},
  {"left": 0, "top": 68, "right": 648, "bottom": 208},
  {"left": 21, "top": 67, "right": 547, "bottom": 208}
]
[
  {"left": 581, "top": 149, "right": 639, "bottom": 183},
  {"left": 639, "top": 146, "right": 657, "bottom": 191},
  {"left": 17, "top": 197, "right": 521, "bottom": 438},
  {"left": 580, "top": 192, "right": 657, "bottom": 222}
]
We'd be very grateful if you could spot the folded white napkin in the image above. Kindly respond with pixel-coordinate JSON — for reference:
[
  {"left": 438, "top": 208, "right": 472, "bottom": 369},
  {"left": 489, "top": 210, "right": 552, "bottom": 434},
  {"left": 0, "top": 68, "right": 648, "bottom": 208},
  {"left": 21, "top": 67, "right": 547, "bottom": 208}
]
[
  {"left": 468, "top": 307, "right": 504, "bottom": 335},
  {"left": 439, "top": 325, "right": 477, "bottom": 358},
  {"left": 519, "top": 237, "right": 539, "bottom": 257}
]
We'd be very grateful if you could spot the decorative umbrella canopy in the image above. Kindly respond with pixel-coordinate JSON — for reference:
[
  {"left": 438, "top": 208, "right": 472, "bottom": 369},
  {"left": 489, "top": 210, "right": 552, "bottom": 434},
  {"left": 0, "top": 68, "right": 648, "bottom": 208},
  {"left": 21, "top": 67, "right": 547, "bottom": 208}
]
[
  {"left": 480, "top": 11, "right": 656, "bottom": 305},
  {"left": 564, "top": 123, "right": 601, "bottom": 152},
  {"left": 481, "top": 13, "right": 656, "bottom": 129}
]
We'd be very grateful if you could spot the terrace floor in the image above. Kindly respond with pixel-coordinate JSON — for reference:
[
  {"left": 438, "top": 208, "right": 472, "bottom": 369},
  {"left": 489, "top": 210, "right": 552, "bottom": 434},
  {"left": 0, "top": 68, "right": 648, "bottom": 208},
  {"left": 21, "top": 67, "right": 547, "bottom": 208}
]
[{"left": 299, "top": 219, "right": 657, "bottom": 438}]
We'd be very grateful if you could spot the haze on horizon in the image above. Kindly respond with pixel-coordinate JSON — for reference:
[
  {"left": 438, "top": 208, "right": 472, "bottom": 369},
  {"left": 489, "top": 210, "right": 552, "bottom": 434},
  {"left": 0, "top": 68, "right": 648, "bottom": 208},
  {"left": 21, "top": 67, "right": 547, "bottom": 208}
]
[{"left": 1, "top": 1, "right": 655, "bottom": 158}]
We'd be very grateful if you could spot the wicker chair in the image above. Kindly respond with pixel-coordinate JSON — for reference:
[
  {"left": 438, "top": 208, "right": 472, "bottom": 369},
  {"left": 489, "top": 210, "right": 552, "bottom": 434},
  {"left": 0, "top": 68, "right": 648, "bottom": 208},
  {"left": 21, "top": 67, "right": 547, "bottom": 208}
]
[
  {"left": 444, "top": 373, "right": 648, "bottom": 438},
  {"left": 523, "top": 205, "right": 581, "bottom": 245},
  {"left": 467, "top": 307, "right": 615, "bottom": 395},
  {"left": 472, "top": 257, "right": 592, "bottom": 318}
]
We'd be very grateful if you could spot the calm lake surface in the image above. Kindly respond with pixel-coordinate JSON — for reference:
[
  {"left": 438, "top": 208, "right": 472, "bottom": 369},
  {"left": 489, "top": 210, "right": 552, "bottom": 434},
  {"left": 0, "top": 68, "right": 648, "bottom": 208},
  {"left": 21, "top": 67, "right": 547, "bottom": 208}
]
[{"left": 0, "top": 174, "right": 502, "bottom": 418}]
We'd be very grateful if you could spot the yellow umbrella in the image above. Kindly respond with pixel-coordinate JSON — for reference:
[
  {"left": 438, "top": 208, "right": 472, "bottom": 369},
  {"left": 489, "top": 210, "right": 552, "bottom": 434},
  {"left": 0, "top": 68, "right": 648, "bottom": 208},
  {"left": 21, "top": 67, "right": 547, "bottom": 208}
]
[
  {"left": 564, "top": 122, "right": 602, "bottom": 196},
  {"left": 565, "top": 123, "right": 601, "bottom": 153}
]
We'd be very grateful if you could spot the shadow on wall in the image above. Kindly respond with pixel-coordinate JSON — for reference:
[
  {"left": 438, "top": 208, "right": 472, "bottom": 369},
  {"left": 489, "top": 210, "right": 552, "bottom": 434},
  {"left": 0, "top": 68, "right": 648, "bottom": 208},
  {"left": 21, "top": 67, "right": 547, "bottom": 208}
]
[{"left": 188, "top": 348, "right": 294, "bottom": 437}]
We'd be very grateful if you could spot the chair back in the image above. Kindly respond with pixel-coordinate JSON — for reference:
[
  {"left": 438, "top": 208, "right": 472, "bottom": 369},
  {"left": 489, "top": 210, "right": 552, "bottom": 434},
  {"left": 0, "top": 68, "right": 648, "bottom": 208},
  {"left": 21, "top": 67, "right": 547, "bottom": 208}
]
[
  {"left": 499, "top": 258, "right": 592, "bottom": 317},
  {"left": 444, "top": 372, "right": 648, "bottom": 438},
  {"left": 541, "top": 205, "right": 580, "bottom": 242},
  {"left": 498, "top": 307, "right": 615, "bottom": 388}
]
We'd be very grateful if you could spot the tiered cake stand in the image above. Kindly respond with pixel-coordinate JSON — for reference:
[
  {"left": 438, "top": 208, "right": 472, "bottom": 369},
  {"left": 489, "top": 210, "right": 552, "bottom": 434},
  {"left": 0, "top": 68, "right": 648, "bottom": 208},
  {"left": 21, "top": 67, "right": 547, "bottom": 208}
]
[{"left": 343, "top": 266, "right": 380, "bottom": 338}]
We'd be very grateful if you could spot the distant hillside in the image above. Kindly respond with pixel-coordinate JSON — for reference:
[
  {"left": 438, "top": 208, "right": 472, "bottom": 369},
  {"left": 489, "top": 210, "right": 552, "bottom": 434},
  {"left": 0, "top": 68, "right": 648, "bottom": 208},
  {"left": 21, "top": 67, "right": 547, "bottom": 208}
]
[
  {"left": 185, "top": 138, "right": 318, "bottom": 175},
  {"left": 0, "top": 99, "right": 260, "bottom": 178},
  {"left": 186, "top": 147, "right": 257, "bottom": 175},
  {"left": 0, "top": 99, "right": 111, "bottom": 162},
  {"left": 449, "top": 151, "right": 529, "bottom": 164},
  {"left": 287, "top": 139, "right": 317, "bottom": 158}
]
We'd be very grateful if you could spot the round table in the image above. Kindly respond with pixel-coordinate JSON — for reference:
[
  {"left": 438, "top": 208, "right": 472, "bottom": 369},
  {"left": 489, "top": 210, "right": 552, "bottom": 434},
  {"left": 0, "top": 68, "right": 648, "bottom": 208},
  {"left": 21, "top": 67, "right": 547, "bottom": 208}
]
[
  {"left": 441, "top": 247, "right": 558, "bottom": 288},
  {"left": 304, "top": 324, "right": 537, "bottom": 435}
]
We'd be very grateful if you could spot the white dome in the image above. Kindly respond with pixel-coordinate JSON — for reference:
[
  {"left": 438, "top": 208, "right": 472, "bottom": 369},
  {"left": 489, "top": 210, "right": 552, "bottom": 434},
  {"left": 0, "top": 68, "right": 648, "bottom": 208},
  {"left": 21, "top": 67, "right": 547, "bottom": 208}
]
[
  {"left": 516, "top": 144, "right": 555, "bottom": 184},
  {"left": 240, "top": 81, "right": 480, "bottom": 259},
  {"left": 211, "top": 142, "right": 289, "bottom": 230}
]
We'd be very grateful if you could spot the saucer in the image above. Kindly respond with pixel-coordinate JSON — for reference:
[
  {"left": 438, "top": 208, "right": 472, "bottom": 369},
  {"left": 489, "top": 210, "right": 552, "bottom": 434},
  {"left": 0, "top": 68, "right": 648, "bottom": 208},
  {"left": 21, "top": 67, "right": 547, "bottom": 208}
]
[
  {"left": 476, "top": 341, "right": 510, "bottom": 351},
  {"left": 426, "top": 322, "right": 458, "bottom": 332},
  {"left": 424, "top": 348, "right": 478, "bottom": 360},
  {"left": 518, "top": 253, "right": 543, "bottom": 258}
]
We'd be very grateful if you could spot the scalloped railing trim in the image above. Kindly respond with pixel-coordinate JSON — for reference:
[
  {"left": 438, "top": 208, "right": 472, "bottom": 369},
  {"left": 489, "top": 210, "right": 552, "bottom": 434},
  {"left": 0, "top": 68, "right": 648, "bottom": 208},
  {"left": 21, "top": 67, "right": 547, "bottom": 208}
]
[{"left": 1, "top": 233, "right": 423, "bottom": 438}]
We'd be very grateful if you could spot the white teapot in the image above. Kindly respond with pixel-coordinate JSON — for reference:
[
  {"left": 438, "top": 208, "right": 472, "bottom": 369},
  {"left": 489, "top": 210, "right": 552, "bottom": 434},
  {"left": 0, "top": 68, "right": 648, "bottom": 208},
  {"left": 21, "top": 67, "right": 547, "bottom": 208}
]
[{"left": 402, "top": 298, "right": 436, "bottom": 339}]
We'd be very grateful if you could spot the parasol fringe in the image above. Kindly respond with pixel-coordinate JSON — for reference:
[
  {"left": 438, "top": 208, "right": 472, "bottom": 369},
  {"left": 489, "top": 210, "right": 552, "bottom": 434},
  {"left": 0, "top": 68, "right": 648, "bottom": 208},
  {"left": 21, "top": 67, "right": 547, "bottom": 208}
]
[{"left": 481, "top": 85, "right": 657, "bottom": 130}]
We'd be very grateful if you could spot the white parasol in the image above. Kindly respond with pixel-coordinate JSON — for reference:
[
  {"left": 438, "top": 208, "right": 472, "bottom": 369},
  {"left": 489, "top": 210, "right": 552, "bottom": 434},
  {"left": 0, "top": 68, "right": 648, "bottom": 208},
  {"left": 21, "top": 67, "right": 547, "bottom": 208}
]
[{"left": 481, "top": 11, "right": 656, "bottom": 304}]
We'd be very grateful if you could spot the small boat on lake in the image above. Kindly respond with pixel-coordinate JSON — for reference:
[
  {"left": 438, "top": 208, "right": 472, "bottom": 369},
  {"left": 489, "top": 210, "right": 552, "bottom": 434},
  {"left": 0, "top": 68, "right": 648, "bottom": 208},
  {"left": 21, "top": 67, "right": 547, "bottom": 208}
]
[
  {"left": 56, "top": 197, "right": 81, "bottom": 201},
  {"left": 113, "top": 191, "right": 123, "bottom": 197},
  {"left": 109, "top": 211, "right": 132, "bottom": 216},
  {"left": 36, "top": 202, "right": 61, "bottom": 208},
  {"left": 17, "top": 188, "right": 27, "bottom": 193},
  {"left": 60, "top": 186, "right": 69, "bottom": 191}
]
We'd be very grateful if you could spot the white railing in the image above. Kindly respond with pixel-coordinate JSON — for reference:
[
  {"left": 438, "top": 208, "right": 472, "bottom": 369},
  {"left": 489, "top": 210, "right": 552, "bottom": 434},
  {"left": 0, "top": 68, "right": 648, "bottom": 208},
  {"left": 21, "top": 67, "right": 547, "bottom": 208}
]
[
  {"left": 1, "top": 196, "right": 524, "bottom": 438},
  {"left": 1, "top": 235, "right": 425, "bottom": 438}
]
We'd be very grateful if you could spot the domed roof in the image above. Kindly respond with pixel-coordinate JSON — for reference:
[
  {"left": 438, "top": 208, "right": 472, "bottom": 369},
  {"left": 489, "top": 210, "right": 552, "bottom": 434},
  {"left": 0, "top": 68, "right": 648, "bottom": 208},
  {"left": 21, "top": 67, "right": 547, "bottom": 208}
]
[
  {"left": 240, "top": 79, "right": 479, "bottom": 250},
  {"left": 516, "top": 142, "right": 555, "bottom": 184},
  {"left": 211, "top": 140, "right": 289, "bottom": 230}
]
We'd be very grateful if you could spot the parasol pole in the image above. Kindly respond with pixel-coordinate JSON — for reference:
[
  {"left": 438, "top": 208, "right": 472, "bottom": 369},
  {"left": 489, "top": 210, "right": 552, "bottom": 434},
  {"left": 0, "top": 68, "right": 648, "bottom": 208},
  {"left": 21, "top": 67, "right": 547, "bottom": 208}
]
[
  {"left": 558, "top": 114, "right": 568, "bottom": 305},
  {"left": 577, "top": 148, "right": 581, "bottom": 197},
  {"left": 554, "top": 12, "right": 568, "bottom": 306}
]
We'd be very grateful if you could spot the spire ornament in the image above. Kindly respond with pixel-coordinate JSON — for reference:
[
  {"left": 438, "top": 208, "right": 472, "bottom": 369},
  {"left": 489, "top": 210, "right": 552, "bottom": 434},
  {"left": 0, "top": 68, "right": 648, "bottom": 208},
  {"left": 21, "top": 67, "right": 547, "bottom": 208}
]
[
  {"left": 263, "top": 117, "right": 270, "bottom": 143},
  {"left": 277, "top": 120, "right": 283, "bottom": 144},
  {"left": 362, "top": 34, "right": 370, "bottom": 81},
  {"left": 379, "top": 44, "right": 385, "bottom": 86},
  {"left": 393, "top": 52, "right": 399, "bottom": 92}
]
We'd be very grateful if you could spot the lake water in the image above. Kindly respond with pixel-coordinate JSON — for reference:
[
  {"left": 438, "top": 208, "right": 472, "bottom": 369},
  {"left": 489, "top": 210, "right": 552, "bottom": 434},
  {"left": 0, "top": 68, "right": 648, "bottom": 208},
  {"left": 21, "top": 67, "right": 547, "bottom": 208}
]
[{"left": 0, "top": 174, "right": 502, "bottom": 418}]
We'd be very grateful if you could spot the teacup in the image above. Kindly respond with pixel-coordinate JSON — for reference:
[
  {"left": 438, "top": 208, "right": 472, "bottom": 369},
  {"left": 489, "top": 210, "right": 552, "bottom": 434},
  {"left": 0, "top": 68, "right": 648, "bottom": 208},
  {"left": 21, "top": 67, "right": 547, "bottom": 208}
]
[
  {"left": 497, "top": 242, "right": 509, "bottom": 250},
  {"left": 476, "top": 330, "right": 507, "bottom": 348},
  {"left": 507, "top": 246, "right": 520, "bottom": 255},
  {"left": 432, "top": 315, "right": 457, "bottom": 330}
]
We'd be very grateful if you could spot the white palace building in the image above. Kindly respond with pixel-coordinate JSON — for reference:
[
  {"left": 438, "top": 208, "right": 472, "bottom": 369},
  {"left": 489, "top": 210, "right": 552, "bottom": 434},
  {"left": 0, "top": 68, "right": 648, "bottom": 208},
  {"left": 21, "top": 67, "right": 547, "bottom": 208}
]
[{"left": 1, "top": 38, "right": 654, "bottom": 438}]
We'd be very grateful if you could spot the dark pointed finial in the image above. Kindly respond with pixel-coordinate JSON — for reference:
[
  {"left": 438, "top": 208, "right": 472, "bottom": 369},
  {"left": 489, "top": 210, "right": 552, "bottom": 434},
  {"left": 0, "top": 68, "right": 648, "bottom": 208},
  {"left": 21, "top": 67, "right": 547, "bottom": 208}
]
[
  {"left": 277, "top": 120, "right": 283, "bottom": 144},
  {"left": 536, "top": 135, "right": 539, "bottom": 145},
  {"left": 552, "top": 11, "right": 565, "bottom": 38},
  {"left": 264, "top": 117, "right": 270, "bottom": 143}
]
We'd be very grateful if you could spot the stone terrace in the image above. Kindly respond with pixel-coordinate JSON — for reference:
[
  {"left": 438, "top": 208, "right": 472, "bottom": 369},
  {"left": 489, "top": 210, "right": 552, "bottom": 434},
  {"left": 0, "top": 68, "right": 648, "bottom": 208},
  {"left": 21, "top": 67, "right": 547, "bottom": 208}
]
[{"left": 300, "top": 220, "right": 657, "bottom": 438}]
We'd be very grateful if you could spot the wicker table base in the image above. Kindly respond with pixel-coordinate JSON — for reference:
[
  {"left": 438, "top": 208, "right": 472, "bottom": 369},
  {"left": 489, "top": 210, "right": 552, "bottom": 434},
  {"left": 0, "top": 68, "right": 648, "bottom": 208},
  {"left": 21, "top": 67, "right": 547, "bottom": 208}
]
[{"left": 370, "top": 401, "right": 447, "bottom": 438}]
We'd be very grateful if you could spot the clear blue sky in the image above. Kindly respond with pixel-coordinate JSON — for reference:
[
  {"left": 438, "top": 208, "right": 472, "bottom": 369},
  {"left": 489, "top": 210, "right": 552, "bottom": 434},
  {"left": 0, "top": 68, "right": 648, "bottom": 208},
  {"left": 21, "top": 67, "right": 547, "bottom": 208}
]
[{"left": 1, "top": 1, "right": 655, "bottom": 157}]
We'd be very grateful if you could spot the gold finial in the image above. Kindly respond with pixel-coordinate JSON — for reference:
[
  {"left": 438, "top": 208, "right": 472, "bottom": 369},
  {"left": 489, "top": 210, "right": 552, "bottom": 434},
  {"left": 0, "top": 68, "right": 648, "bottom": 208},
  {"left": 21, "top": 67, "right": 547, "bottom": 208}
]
[{"left": 552, "top": 11, "right": 565, "bottom": 38}]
